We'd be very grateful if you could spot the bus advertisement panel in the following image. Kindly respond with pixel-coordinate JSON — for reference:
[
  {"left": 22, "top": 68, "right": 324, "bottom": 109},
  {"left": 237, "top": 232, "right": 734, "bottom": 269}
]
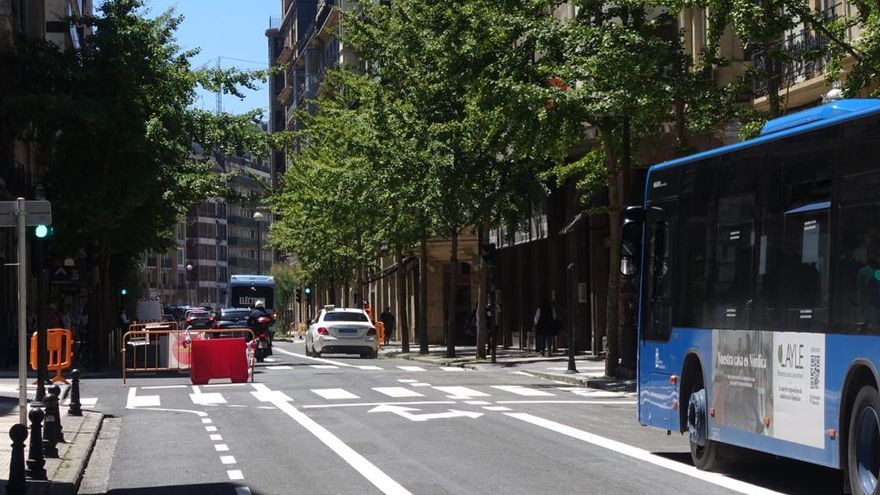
[
  {"left": 227, "top": 275, "right": 276, "bottom": 310},
  {"left": 623, "top": 98, "right": 880, "bottom": 492}
]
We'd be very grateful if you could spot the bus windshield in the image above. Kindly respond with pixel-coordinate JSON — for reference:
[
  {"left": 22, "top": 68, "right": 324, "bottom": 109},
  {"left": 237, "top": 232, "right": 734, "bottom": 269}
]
[{"left": 229, "top": 284, "right": 275, "bottom": 309}]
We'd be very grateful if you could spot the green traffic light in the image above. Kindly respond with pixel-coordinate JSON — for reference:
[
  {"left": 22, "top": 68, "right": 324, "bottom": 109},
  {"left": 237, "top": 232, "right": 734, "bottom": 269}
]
[
  {"left": 120, "top": 289, "right": 127, "bottom": 295},
  {"left": 35, "top": 225, "right": 48, "bottom": 238},
  {"left": 304, "top": 287, "right": 311, "bottom": 294}
]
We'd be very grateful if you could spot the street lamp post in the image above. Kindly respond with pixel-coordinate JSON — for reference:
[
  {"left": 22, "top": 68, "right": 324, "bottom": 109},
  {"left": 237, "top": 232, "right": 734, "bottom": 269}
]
[
  {"left": 186, "top": 263, "right": 193, "bottom": 305},
  {"left": 253, "top": 211, "right": 264, "bottom": 275}
]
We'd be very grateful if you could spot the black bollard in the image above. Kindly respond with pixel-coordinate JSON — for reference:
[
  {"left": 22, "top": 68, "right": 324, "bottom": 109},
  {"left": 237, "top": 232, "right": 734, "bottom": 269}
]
[
  {"left": 26, "top": 407, "right": 46, "bottom": 480},
  {"left": 68, "top": 370, "right": 82, "bottom": 416},
  {"left": 7, "top": 423, "right": 28, "bottom": 494},
  {"left": 42, "top": 392, "right": 59, "bottom": 458},
  {"left": 48, "top": 385, "right": 65, "bottom": 443}
]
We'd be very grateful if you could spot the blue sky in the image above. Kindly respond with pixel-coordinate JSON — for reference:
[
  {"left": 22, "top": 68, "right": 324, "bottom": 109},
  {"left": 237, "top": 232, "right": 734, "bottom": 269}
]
[{"left": 105, "top": 0, "right": 281, "bottom": 116}]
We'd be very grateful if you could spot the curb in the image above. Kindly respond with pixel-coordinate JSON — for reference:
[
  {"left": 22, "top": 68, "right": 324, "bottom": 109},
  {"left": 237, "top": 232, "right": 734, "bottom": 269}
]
[{"left": 48, "top": 411, "right": 105, "bottom": 495}]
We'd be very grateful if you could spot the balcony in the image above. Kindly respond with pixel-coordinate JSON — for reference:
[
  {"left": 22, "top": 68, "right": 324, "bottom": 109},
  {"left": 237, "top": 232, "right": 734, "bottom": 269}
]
[
  {"left": 750, "top": 4, "right": 840, "bottom": 98},
  {"left": 277, "top": 84, "right": 293, "bottom": 105},
  {"left": 228, "top": 236, "right": 259, "bottom": 248},
  {"left": 316, "top": 0, "right": 339, "bottom": 40},
  {"left": 277, "top": 45, "right": 293, "bottom": 66},
  {"left": 304, "top": 74, "right": 320, "bottom": 100}
]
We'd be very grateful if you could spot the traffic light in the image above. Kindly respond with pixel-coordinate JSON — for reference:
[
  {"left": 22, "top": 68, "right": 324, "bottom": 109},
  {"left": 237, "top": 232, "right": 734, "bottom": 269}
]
[
  {"left": 295, "top": 288, "right": 302, "bottom": 303},
  {"left": 35, "top": 224, "right": 50, "bottom": 238},
  {"left": 305, "top": 287, "right": 312, "bottom": 304},
  {"left": 120, "top": 288, "right": 127, "bottom": 307}
]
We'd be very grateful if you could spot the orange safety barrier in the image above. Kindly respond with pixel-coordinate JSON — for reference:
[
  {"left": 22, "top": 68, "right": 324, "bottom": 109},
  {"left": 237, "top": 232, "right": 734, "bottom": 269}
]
[
  {"left": 375, "top": 321, "right": 385, "bottom": 348},
  {"left": 122, "top": 328, "right": 254, "bottom": 384},
  {"left": 190, "top": 338, "right": 249, "bottom": 385},
  {"left": 29, "top": 328, "right": 73, "bottom": 384}
]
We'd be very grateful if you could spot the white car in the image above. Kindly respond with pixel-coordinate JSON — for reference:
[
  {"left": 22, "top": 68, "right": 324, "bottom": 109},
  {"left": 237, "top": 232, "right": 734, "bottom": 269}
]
[{"left": 305, "top": 306, "right": 378, "bottom": 359}]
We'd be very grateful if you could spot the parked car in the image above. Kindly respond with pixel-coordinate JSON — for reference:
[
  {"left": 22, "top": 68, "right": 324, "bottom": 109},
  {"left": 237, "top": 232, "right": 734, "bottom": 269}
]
[
  {"left": 305, "top": 306, "right": 378, "bottom": 359},
  {"left": 183, "top": 309, "right": 214, "bottom": 330}
]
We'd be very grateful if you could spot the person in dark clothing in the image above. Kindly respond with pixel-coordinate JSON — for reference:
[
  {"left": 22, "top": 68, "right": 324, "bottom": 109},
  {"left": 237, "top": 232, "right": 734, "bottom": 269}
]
[
  {"left": 380, "top": 307, "right": 395, "bottom": 346},
  {"left": 248, "top": 300, "right": 274, "bottom": 353},
  {"left": 533, "top": 297, "right": 556, "bottom": 356}
]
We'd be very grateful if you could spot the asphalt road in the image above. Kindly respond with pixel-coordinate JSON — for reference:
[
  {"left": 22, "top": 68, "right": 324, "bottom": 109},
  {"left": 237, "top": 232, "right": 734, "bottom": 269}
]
[{"left": 76, "top": 341, "right": 844, "bottom": 495}]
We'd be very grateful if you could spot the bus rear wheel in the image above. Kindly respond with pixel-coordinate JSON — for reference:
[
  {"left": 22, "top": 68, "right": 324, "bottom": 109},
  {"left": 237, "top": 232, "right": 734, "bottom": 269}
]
[
  {"left": 848, "top": 386, "right": 880, "bottom": 495},
  {"left": 688, "top": 386, "right": 722, "bottom": 471}
]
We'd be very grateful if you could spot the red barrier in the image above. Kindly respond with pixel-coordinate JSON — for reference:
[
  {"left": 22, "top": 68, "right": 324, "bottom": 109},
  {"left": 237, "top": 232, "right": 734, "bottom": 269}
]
[{"left": 189, "top": 338, "right": 249, "bottom": 385}]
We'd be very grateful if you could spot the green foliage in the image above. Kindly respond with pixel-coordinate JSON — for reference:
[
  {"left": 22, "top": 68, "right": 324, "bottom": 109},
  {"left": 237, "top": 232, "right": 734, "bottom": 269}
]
[{"left": 271, "top": 264, "right": 301, "bottom": 334}]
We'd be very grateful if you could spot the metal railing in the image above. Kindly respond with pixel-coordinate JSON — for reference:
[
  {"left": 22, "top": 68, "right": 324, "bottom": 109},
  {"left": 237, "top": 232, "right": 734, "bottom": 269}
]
[
  {"left": 121, "top": 326, "right": 255, "bottom": 384},
  {"left": 269, "top": 16, "right": 282, "bottom": 29},
  {"left": 750, "top": 3, "right": 843, "bottom": 97}
]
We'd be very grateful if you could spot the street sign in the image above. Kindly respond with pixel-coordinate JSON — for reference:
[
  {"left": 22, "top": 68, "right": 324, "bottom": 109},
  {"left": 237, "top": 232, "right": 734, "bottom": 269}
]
[{"left": 0, "top": 200, "right": 52, "bottom": 227}]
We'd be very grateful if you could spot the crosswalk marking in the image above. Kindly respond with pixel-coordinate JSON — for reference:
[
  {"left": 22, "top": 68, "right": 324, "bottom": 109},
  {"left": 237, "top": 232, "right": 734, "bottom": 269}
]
[
  {"left": 373, "top": 387, "right": 424, "bottom": 398},
  {"left": 433, "top": 386, "right": 489, "bottom": 399},
  {"left": 440, "top": 367, "right": 465, "bottom": 372},
  {"left": 356, "top": 366, "right": 383, "bottom": 370},
  {"left": 311, "top": 365, "right": 339, "bottom": 369},
  {"left": 266, "top": 365, "right": 293, "bottom": 370},
  {"left": 190, "top": 392, "right": 227, "bottom": 405},
  {"left": 412, "top": 383, "right": 431, "bottom": 387},
  {"left": 484, "top": 406, "right": 511, "bottom": 411},
  {"left": 492, "top": 386, "right": 555, "bottom": 397},
  {"left": 312, "top": 388, "right": 360, "bottom": 400},
  {"left": 397, "top": 379, "right": 417, "bottom": 383},
  {"left": 557, "top": 387, "right": 626, "bottom": 398},
  {"left": 396, "top": 366, "right": 425, "bottom": 372},
  {"left": 465, "top": 400, "right": 490, "bottom": 405}
]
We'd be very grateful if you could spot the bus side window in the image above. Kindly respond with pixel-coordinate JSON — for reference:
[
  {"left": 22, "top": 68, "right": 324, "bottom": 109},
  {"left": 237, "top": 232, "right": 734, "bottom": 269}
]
[{"left": 645, "top": 216, "right": 674, "bottom": 341}]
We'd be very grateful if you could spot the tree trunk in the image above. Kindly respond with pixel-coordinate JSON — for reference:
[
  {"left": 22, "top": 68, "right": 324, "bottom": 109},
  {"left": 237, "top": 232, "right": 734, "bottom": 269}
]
[
  {"left": 396, "top": 254, "right": 410, "bottom": 353},
  {"left": 762, "top": 0, "right": 781, "bottom": 117},
  {"left": 476, "top": 217, "right": 489, "bottom": 359},
  {"left": 418, "top": 233, "right": 429, "bottom": 354},
  {"left": 445, "top": 228, "right": 458, "bottom": 358},
  {"left": 602, "top": 129, "right": 622, "bottom": 378},
  {"left": 98, "top": 248, "right": 112, "bottom": 366}
]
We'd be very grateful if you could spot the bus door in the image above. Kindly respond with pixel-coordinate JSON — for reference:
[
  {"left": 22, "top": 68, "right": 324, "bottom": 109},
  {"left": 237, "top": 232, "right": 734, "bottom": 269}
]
[{"left": 640, "top": 202, "right": 678, "bottom": 428}]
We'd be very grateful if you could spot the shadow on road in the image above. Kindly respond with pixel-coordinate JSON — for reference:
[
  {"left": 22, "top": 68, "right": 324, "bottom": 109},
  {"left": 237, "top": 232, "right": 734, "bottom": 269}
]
[
  {"left": 106, "top": 483, "right": 264, "bottom": 495},
  {"left": 654, "top": 450, "right": 842, "bottom": 494}
]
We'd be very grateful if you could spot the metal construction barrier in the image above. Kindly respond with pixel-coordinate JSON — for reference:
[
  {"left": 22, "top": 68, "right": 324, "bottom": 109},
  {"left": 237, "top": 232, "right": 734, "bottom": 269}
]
[
  {"left": 29, "top": 328, "right": 73, "bottom": 384},
  {"left": 122, "top": 327, "right": 254, "bottom": 384}
]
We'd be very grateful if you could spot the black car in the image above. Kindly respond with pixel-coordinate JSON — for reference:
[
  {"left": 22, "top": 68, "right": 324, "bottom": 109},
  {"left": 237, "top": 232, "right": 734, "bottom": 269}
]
[
  {"left": 183, "top": 309, "right": 214, "bottom": 329},
  {"left": 209, "top": 308, "right": 252, "bottom": 338}
]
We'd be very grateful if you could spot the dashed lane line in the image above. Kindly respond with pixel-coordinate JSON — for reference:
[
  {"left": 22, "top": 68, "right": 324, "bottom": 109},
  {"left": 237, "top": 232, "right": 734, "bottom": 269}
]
[
  {"left": 506, "top": 412, "right": 784, "bottom": 495},
  {"left": 373, "top": 387, "right": 424, "bottom": 398},
  {"left": 214, "top": 444, "right": 230, "bottom": 452},
  {"left": 220, "top": 456, "right": 236, "bottom": 465},
  {"left": 396, "top": 366, "right": 425, "bottom": 372},
  {"left": 227, "top": 470, "right": 244, "bottom": 481}
]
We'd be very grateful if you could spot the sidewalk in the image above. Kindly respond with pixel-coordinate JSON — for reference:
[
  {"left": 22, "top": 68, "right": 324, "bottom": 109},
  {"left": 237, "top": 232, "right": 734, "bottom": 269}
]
[
  {"left": 378, "top": 343, "right": 636, "bottom": 392},
  {"left": 0, "top": 374, "right": 103, "bottom": 494}
]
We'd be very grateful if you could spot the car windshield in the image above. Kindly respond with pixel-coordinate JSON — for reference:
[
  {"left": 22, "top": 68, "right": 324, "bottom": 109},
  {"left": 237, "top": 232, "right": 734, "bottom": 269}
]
[{"left": 323, "top": 312, "right": 369, "bottom": 322}]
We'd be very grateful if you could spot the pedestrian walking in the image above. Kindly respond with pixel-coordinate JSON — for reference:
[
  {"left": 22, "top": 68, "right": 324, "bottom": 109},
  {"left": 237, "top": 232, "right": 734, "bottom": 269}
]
[
  {"left": 379, "top": 306, "right": 395, "bottom": 346},
  {"left": 533, "top": 298, "right": 556, "bottom": 357}
]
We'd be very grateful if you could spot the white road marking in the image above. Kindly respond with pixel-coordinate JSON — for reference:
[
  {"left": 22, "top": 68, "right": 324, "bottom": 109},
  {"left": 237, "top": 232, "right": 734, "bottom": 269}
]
[
  {"left": 250, "top": 383, "right": 294, "bottom": 403},
  {"left": 396, "top": 366, "right": 425, "bottom": 372},
  {"left": 258, "top": 406, "right": 276, "bottom": 410},
  {"left": 191, "top": 386, "right": 202, "bottom": 394},
  {"left": 312, "top": 388, "right": 360, "bottom": 400},
  {"left": 227, "top": 470, "right": 244, "bottom": 480},
  {"left": 302, "top": 401, "right": 456, "bottom": 409},
  {"left": 206, "top": 426, "right": 217, "bottom": 432},
  {"left": 214, "top": 444, "right": 229, "bottom": 452},
  {"left": 465, "top": 400, "right": 490, "bottom": 405},
  {"left": 506, "top": 413, "right": 784, "bottom": 495},
  {"left": 440, "top": 367, "right": 465, "bottom": 372},
  {"left": 210, "top": 434, "right": 223, "bottom": 441},
  {"left": 220, "top": 456, "right": 236, "bottom": 465},
  {"left": 125, "top": 387, "right": 160, "bottom": 408},
  {"left": 373, "top": 387, "right": 424, "bottom": 398},
  {"left": 254, "top": 383, "right": 412, "bottom": 495},
  {"left": 266, "top": 365, "right": 293, "bottom": 370},
  {"left": 190, "top": 392, "right": 227, "bottom": 405},
  {"left": 492, "top": 385, "right": 555, "bottom": 397},
  {"left": 357, "top": 366, "right": 383, "bottom": 370},
  {"left": 369, "top": 404, "right": 483, "bottom": 422},
  {"left": 484, "top": 406, "right": 511, "bottom": 411},
  {"left": 397, "top": 379, "right": 417, "bottom": 383},
  {"left": 274, "top": 347, "right": 356, "bottom": 367},
  {"left": 141, "top": 385, "right": 187, "bottom": 390},
  {"left": 310, "top": 365, "right": 340, "bottom": 370},
  {"left": 411, "top": 383, "right": 431, "bottom": 387},
  {"left": 433, "top": 386, "right": 489, "bottom": 399},
  {"left": 565, "top": 389, "right": 626, "bottom": 398},
  {"left": 204, "top": 383, "right": 249, "bottom": 388},
  {"left": 264, "top": 357, "right": 278, "bottom": 362},
  {"left": 202, "top": 418, "right": 212, "bottom": 424}
]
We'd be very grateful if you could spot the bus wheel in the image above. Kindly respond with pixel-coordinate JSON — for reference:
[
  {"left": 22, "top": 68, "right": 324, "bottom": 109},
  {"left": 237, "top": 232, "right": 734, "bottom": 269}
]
[
  {"left": 848, "top": 386, "right": 880, "bottom": 495},
  {"left": 688, "top": 386, "right": 721, "bottom": 471}
]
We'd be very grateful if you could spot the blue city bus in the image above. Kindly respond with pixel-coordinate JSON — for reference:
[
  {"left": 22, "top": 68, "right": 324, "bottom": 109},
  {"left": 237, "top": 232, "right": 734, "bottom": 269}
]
[
  {"left": 227, "top": 274, "right": 276, "bottom": 316},
  {"left": 621, "top": 99, "right": 880, "bottom": 493}
]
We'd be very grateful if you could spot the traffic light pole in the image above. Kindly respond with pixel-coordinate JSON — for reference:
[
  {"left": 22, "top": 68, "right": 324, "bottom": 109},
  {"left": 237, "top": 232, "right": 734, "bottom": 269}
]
[
  {"left": 16, "top": 199, "right": 27, "bottom": 425},
  {"left": 35, "top": 237, "right": 48, "bottom": 403}
]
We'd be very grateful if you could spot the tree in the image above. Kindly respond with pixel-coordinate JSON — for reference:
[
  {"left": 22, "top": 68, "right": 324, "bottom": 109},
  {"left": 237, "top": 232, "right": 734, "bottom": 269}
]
[{"left": 0, "top": 0, "right": 288, "bottom": 362}]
